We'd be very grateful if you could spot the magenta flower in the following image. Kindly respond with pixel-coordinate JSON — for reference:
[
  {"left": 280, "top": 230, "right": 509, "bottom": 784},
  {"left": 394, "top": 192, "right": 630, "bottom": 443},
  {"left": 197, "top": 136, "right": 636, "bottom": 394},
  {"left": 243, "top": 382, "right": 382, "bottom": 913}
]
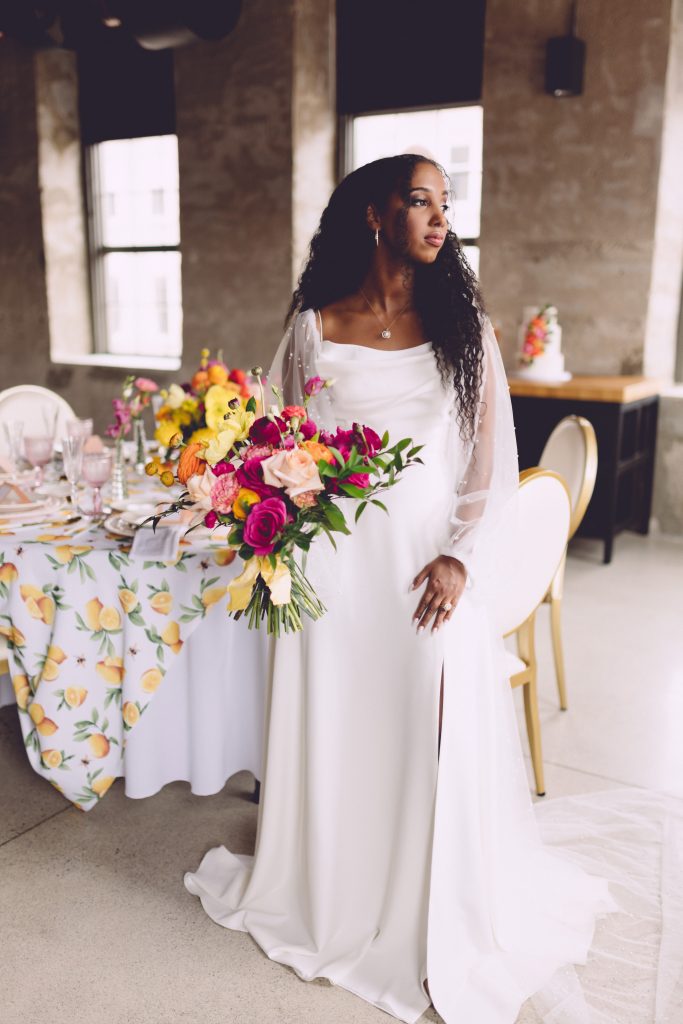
[
  {"left": 304, "top": 376, "right": 325, "bottom": 397},
  {"left": 204, "top": 510, "right": 218, "bottom": 528},
  {"left": 236, "top": 456, "right": 281, "bottom": 498},
  {"left": 243, "top": 497, "right": 288, "bottom": 556},
  {"left": 211, "top": 461, "right": 235, "bottom": 477},
  {"left": 300, "top": 419, "right": 317, "bottom": 440},
  {"left": 249, "top": 416, "right": 287, "bottom": 447}
]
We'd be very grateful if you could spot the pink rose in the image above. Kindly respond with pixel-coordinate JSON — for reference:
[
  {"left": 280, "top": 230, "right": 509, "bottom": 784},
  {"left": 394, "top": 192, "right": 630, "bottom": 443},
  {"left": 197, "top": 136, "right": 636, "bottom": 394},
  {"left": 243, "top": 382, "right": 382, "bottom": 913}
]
[
  {"left": 210, "top": 473, "right": 240, "bottom": 513},
  {"left": 134, "top": 377, "right": 158, "bottom": 393},
  {"left": 241, "top": 444, "right": 273, "bottom": 461},
  {"left": 304, "top": 376, "right": 325, "bottom": 397},
  {"left": 243, "top": 497, "right": 288, "bottom": 555},
  {"left": 261, "top": 447, "right": 324, "bottom": 499}
]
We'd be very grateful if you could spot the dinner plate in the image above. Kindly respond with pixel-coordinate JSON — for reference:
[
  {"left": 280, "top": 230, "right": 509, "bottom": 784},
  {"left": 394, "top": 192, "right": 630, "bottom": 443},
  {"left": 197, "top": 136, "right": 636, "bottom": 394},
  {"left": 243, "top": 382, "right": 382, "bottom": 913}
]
[
  {"left": 0, "top": 496, "right": 62, "bottom": 517},
  {"left": 103, "top": 514, "right": 139, "bottom": 538}
]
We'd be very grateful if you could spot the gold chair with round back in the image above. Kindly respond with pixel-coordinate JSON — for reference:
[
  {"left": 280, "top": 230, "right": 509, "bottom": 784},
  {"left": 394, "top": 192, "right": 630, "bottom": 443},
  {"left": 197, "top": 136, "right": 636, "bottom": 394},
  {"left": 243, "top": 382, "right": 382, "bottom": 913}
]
[
  {"left": 539, "top": 416, "right": 598, "bottom": 709},
  {"left": 490, "top": 469, "right": 572, "bottom": 796}
]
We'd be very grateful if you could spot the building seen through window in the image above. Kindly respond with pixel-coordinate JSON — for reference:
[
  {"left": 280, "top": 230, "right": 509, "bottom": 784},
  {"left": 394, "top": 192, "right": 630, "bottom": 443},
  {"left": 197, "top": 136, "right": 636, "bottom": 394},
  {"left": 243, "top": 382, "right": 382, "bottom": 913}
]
[{"left": 86, "top": 134, "right": 182, "bottom": 358}]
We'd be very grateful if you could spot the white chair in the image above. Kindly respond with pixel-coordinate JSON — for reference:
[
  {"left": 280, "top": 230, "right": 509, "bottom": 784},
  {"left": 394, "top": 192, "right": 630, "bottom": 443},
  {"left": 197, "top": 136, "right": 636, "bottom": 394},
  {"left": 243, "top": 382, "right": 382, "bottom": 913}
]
[
  {"left": 490, "top": 469, "right": 572, "bottom": 797},
  {"left": 0, "top": 385, "right": 76, "bottom": 457},
  {"left": 539, "top": 416, "right": 598, "bottom": 709}
]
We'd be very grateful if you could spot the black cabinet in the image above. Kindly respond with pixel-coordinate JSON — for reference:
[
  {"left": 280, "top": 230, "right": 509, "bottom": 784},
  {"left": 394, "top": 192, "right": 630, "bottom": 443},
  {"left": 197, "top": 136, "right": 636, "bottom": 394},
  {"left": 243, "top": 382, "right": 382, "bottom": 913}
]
[{"left": 510, "top": 379, "right": 660, "bottom": 564}]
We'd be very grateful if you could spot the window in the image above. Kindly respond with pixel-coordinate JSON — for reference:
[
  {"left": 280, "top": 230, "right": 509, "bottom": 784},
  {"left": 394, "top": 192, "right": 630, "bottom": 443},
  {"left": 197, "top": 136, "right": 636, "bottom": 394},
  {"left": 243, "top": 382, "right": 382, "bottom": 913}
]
[
  {"left": 86, "top": 134, "right": 182, "bottom": 359},
  {"left": 348, "top": 105, "right": 483, "bottom": 276}
]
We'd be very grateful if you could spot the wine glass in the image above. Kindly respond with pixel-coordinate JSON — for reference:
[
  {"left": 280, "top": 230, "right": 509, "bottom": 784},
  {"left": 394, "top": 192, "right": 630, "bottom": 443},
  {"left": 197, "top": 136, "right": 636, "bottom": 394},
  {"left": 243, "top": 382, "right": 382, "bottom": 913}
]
[
  {"left": 62, "top": 435, "right": 84, "bottom": 509},
  {"left": 2, "top": 421, "right": 24, "bottom": 473},
  {"left": 65, "top": 417, "right": 93, "bottom": 441},
  {"left": 81, "top": 450, "right": 113, "bottom": 518},
  {"left": 24, "top": 435, "right": 54, "bottom": 490}
]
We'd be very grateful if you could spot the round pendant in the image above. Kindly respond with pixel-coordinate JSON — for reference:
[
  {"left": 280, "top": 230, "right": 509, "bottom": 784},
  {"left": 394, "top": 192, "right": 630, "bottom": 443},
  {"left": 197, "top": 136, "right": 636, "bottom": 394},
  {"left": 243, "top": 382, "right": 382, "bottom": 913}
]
[{"left": 381, "top": 329, "right": 391, "bottom": 339}]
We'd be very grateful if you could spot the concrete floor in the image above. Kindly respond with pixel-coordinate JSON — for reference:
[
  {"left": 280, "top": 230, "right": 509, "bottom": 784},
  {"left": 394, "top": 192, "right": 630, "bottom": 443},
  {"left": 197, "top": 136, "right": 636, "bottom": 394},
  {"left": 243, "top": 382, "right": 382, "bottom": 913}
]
[{"left": 1, "top": 531, "right": 681, "bottom": 1024}]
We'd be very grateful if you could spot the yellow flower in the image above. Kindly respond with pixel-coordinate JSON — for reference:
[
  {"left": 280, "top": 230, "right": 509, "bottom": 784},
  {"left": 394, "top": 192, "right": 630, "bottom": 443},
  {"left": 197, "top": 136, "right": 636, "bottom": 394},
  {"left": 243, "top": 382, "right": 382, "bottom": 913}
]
[
  {"left": 42, "top": 749, "right": 63, "bottom": 769},
  {"left": 204, "top": 426, "right": 239, "bottom": 466},
  {"left": 223, "top": 406, "right": 255, "bottom": 441},
  {"left": 227, "top": 555, "right": 292, "bottom": 612},
  {"left": 233, "top": 488, "right": 261, "bottom": 520},
  {"left": 141, "top": 668, "right": 163, "bottom": 693},
  {"left": 205, "top": 384, "right": 242, "bottom": 432},
  {"left": 155, "top": 419, "right": 182, "bottom": 447},
  {"left": 188, "top": 427, "right": 216, "bottom": 446},
  {"left": 150, "top": 592, "right": 173, "bottom": 615}
]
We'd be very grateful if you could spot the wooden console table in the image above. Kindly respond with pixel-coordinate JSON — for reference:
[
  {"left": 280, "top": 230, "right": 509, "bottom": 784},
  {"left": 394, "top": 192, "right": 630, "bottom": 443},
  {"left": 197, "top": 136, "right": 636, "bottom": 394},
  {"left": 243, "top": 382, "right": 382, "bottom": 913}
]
[{"left": 509, "top": 375, "right": 661, "bottom": 563}]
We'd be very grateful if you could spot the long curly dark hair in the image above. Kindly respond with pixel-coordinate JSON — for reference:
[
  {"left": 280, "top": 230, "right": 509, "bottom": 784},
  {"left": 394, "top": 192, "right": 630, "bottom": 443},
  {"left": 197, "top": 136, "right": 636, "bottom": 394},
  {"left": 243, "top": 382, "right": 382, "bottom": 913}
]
[{"left": 286, "top": 154, "right": 486, "bottom": 439}]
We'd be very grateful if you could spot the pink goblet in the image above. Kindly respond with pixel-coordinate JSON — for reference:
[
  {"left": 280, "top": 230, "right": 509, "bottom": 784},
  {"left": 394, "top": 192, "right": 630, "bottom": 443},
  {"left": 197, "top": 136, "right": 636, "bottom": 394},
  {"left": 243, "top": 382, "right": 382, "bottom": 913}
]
[
  {"left": 81, "top": 449, "right": 113, "bottom": 518},
  {"left": 23, "top": 435, "right": 54, "bottom": 489}
]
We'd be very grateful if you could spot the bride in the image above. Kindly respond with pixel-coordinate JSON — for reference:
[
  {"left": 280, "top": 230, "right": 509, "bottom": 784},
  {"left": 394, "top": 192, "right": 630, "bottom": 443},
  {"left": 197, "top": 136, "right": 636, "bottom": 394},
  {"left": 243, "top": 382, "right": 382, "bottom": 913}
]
[{"left": 184, "top": 154, "right": 621, "bottom": 1023}]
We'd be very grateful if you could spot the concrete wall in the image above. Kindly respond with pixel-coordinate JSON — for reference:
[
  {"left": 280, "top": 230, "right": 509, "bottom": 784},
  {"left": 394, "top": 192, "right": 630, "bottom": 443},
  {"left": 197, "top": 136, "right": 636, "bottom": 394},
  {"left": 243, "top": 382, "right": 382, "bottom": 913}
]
[
  {"left": 479, "top": 0, "right": 675, "bottom": 376},
  {"left": 0, "top": 0, "right": 335, "bottom": 429}
]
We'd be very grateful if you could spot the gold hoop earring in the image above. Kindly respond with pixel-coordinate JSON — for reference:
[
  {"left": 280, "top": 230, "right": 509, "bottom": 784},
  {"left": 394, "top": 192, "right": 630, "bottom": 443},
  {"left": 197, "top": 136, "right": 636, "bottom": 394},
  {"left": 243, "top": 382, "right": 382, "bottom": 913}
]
[{"left": 375, "top": 228, "right": 379, "bottom": 247}]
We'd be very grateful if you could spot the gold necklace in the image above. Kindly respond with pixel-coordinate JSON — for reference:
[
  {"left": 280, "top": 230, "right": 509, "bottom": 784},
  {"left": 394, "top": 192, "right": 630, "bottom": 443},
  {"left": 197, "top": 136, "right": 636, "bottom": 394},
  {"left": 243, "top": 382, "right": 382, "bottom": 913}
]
[{"left": 359, "top": 288, "right": 411, "bottom": 340}]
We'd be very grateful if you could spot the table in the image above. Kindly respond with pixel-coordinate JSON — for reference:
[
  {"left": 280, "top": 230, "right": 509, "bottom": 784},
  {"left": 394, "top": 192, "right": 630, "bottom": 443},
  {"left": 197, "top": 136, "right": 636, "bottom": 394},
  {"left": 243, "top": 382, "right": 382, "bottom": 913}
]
[
  {"left": 509, "top": 375, "right": 661, "bottom": 563},
  {"left": 0, "top": 493, "right": 267, "bottom": 810}
]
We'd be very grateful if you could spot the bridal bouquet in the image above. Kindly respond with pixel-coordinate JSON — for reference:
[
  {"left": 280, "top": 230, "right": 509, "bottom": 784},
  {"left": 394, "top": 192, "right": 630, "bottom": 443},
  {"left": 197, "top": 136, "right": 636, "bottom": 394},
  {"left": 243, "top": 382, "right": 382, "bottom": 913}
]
[
  {"left": 146, "top": 371, "right": 422, "bottom": 635},
  {"left": 153, "top": 348, "right": 252, "bottom": 449}
]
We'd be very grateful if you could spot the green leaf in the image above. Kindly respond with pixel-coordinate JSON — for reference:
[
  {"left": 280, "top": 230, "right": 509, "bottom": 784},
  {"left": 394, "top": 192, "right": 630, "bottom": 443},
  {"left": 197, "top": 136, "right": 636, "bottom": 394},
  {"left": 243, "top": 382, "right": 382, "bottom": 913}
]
[
  {"left": 339, "top": 483, "right": 369, "bottom": 500},
  {"left": 370, "top": 499, "right": 388, "bottom": 513},
  {"left": 246, "top": 396, "right": 257, "bottom": 413},
  {"left": 323, "top": 503, "right": 350, "bottom": 534},
  {"left": 381, "top": 430, "right": 389, "bottom": 448},
  {"left": 354, "top": 501, "right": 367, "bottom": 523}
]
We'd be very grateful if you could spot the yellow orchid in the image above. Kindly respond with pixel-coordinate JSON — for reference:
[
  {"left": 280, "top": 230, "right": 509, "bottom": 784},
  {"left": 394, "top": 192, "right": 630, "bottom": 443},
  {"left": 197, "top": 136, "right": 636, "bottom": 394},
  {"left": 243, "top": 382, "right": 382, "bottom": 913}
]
[
  {"left": 227, "top": 555, "right": 292, "bottom": 611},
  {"left": 204, "top": 426, "right": 239, "bottom": 465},
  {"left": 155, "top": 419, "right": 183, "bottom": 447},
  {"left": 204, "top": 383, "right": 243, "bottom": 432},
  {"left": 224, "top": 406, "right": 255, "bottom": 441},
  {"left": 188, "top": 427, "right": 217, "bottom": 446}
]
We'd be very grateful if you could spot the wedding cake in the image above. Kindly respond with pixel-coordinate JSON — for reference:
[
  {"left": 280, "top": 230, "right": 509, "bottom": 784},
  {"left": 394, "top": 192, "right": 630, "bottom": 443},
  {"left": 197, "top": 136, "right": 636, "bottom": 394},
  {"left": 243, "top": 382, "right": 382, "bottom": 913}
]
[{"left": 515, "top": 305, "right": 571, "bottom": 382}]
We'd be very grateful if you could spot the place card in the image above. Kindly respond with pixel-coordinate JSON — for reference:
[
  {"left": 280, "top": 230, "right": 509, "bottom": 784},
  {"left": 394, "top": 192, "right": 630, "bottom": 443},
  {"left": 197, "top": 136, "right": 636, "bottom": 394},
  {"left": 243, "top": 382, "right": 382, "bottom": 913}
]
[{"left": 130, "top": 522, "right": 185, "bottom": 562}]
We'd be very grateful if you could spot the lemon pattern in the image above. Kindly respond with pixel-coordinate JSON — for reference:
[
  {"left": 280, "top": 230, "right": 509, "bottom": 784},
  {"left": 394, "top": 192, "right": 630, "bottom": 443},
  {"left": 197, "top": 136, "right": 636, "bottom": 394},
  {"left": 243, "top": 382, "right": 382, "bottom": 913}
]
[{"left": 0, "top": 513, "right": 242, "bottom": 810}]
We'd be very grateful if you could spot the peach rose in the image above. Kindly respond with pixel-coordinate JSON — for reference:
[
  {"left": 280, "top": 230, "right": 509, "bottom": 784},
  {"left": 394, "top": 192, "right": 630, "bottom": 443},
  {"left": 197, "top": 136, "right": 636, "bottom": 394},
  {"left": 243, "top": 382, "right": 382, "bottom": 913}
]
[
  {"left": 186, "top": 466, "right": 217, "bottom": 512},
  {"left": 261, "top": 447, "right": 324, "bottom": 500}
]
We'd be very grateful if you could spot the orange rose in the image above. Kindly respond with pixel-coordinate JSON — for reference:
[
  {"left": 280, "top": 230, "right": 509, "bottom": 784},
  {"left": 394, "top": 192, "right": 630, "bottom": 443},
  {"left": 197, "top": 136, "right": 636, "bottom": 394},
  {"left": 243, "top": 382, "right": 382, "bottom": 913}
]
[{"left": 300, "top": 440, "right": 335, "bottom": 465}]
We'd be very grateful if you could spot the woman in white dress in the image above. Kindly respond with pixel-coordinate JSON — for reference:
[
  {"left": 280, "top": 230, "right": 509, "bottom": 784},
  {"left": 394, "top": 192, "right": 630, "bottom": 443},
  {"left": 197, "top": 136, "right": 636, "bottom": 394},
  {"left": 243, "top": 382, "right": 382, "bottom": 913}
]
[{"left": 184, "top": 155, "right": 619, "bottom": 1023}]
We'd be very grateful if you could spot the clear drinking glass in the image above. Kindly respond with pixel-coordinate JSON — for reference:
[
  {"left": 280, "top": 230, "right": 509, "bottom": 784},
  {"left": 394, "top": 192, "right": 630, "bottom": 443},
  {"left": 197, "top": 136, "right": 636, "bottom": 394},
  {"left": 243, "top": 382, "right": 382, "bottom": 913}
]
[
  {"left": 2, "top": 421, "right": 24, "bottom": 472},
  {"left": 81, "top": 450, "right": 113, "bottom": 518},
  {"left": 65, "top": 417, "right": 93, "bottom": 440},
  {"left": 24, "top": 435, "right": 54, "bottom": 489},
  {"left": 62, "top": 435, "right": 84, "bottom": 509}
]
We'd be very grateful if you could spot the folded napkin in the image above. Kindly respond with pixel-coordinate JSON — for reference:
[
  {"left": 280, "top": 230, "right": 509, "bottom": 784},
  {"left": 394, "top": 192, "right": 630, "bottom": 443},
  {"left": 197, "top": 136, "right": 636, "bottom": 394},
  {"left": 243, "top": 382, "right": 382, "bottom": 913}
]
[{"left": 130, "top": 522, "right": 184, "bottom": 561}]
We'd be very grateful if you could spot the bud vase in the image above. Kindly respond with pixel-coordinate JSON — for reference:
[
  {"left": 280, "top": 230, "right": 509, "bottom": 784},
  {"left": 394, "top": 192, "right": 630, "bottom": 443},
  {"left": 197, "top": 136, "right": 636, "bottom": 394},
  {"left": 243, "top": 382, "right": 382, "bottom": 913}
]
[
  {"left": 133, "top": 417, "right": 147, "bottom": 475},
  {"left": 110, "top": 437, "right": 129, "bottom": 504}
]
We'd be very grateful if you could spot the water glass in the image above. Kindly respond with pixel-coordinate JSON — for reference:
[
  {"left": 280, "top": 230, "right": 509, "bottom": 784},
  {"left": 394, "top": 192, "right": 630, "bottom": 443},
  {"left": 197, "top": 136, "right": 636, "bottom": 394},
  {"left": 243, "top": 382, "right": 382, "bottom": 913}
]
[
  {"left": 65, "top": 417, "right": 93, "bottom": 441},
  {"left": 81, "top": 449, "right": 113, "bottom": 518},
  {"left": 2, "top": 421, "right": 24, "bottom": 471},
  {"left": 24, "top": 435, "right": 54, "bottom": 489},
  {"left": 62, "top": 435, "right": 84, "bottom": 509}
]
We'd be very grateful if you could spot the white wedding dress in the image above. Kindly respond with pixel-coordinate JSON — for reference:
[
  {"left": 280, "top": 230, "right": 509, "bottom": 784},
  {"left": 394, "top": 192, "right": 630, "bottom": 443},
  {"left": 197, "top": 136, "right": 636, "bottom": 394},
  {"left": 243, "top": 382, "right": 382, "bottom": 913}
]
[{"left": 185, "top": 310, "right": 683, "bottom": 1024}]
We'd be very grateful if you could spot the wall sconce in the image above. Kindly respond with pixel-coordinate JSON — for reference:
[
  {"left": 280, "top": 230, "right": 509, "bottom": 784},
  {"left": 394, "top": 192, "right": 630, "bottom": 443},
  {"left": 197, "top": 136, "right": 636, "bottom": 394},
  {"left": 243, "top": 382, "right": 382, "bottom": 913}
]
[{"left": 545, "top": 1, "right": 586, "bottom": 97}]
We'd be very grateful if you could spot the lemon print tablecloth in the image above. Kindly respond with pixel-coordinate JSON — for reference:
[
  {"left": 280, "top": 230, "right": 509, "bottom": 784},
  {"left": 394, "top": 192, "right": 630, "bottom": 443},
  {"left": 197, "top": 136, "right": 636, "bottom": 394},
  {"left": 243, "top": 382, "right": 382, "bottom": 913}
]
[{"left": 0, "top": 509, "right": 249, "bottom": 811}]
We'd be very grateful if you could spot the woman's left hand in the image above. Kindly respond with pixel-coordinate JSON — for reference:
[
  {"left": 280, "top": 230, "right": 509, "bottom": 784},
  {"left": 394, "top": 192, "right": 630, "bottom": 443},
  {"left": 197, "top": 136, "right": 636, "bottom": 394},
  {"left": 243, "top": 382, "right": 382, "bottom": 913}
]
[{"left": 411, "top": 555, "right": 467, "bottom": 633}]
